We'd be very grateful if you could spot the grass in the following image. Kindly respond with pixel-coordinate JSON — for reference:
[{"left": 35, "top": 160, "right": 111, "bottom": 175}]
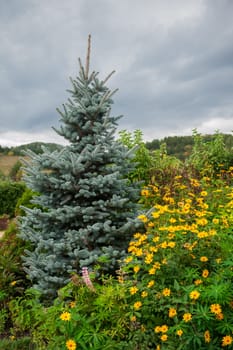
[{"left": 0, "top": 156, "right": 21, "bottom": 176}]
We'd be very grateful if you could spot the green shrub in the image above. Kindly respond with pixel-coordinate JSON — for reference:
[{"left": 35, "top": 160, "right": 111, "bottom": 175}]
[
  {"left": 0, "top": 181, "right": 26, "bottom": 217},
  {"left": 15, "top": 188, "right": 40, "bottom": 216},
  {"left": 123, "top": 166, "right": 233, "bottom": 349},
  {"left": 0, "top": 222, "right": 32, "bottom": 336}
]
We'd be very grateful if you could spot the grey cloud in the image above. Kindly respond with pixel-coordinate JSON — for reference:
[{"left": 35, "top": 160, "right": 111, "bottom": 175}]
[{"left": 0, "top": 0, "right": 233, "bottom": 145}]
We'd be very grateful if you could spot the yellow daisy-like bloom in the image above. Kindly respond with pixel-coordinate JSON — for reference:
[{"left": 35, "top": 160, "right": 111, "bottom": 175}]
[
  {"left": 147, "top": 280, "right": 155, "bottom": 288},
  {"left": 204, "top": 330, "right": 211, "bottom": 343},
  {"left": 145, "top": 253, "right": 153, "bottom": 264},
  {"left": 133, "top": 301, "right": 142, "bottom": 310},
  {"left": 160, "top": 334, "right": 168, "bottom": 342},
  {"left": 149, "top": 267, "right": 156, "bottom": 275},
  {"left": 141, "top": 189, "right": 150, "bottom": 197},
  {"left": 196, "top": 218, "right": 208, "bottom": 226},
  {"left": 212, "top": 218, "right": 219, "bottom": 224},
  {"left": 162, "top": 288, "right": 171, "bottom": 297},
  {"left": 194, "top": 279, "right": 203, "bottom": 285},
  {"left": 202, "top": 269, "right": 209, "bottom": 278},
  {"left": 189, "top": 290, "right": 200, "bottom": 300},
  {"left": 130, "top": 286, "right": 138, "bottom": 295},
  {"left": 148, "top": 221, "right": 154, "bottom": 227},
  {"left": 200, "top": 191, "right": 207, "bottom": 197},
  {"left": 141, "top": 291, "right": 148, "bottom": 298},
  {"left": 210, "top": 303, "right": 222, "bottom": 315},
  {"left": 168, "top": 308, "right": 177, "bottom": 318},
  {"left": 222, "top": 335, "right": 233, "bottom": 347},
  {"left": 133, "top": 265, "right": 140, "bottom": 273},
  {"left": 167, "top": 241, "right": 176, "bottom": 248},
  {"left": 160, "top": 325, "right": 168, "bottom": 333},
  {"left": 69, "top": 301, "right": 76, "bottom": 308},
  {"left": 10, "top": 281, "right": 17, "bottom": 286},
  {"left": 130, "top": 315, "right": 136, "bottom": 322},
  {"left": 216, "top": 312, "right": 224, "bottom": 320},
  {"left": 183, "top": 313, "right": 192, "bottom": 322},
  {"left": 60, "top": 312, "right": 71, "bottom": 321},
  {"left": 154, "top": 326, "right": 161, "bottom": 333},
  {"left": 137, "top": 214, "right": 148, "bottom": 223},
  {"left": 176, "top": 329, "right": 183, "bottom": 337},
  {"left": 124, "top": 256, "right": 133, "bottom": 263},
  {"left": 200, "top": 256, "right": 208, "bottom": 262},
  {"left": 66, "top": 339, "right": 76, "bottom": 350}
]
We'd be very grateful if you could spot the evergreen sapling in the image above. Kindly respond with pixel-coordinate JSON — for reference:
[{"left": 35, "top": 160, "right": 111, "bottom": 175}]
[{"left": 19, "top": 36, "right": 142, "bottom": 297}]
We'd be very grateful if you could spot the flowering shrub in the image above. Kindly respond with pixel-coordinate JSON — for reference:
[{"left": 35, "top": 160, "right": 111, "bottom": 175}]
[{"left": 123, "top": 167, "right": 233, "bottom": 349}]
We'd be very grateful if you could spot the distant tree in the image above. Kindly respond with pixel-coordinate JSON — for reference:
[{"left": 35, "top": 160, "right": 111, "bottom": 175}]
[{"left": 19, "top": 36, "right": 141, "bottom": 298}]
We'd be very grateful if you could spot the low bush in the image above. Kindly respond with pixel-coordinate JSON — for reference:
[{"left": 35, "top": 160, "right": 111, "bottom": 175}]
[
  {"left": 0, "top": 181, "right": 26, "bottom": 217},
  {"left": 122, "top": 167, "right": 233, "bottom": 349}
]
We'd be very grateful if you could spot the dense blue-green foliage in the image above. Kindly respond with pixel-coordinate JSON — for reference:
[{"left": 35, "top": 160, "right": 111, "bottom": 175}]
[{"left": 19, "top": 47, "right": 141, "bottom": 298}]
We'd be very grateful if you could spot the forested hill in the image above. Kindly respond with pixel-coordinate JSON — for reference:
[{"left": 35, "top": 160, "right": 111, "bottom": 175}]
[
  {"left": 0, "top": 134, "right": 233, "bottom": 160},
  {"left": 0, "top": 142, "right": 63, "bottom": 156},
  {"left": 145, "top": 133, "right": 233, "bottom": 160}
]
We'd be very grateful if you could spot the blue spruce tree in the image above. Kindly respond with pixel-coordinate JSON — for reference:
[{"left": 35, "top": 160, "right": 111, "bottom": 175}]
[{"left": 19, "top": 36, "right": 141, "bottom": 297}]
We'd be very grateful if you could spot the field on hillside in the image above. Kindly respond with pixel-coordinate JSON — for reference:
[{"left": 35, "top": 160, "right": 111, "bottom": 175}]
[{"left": 0, "top": 155, "right": 21, "bottom": 176}]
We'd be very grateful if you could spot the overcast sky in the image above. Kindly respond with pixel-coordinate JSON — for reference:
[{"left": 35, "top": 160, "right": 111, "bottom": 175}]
[{"left": 1, "top": 0, "right": 233, "bottom": 146}]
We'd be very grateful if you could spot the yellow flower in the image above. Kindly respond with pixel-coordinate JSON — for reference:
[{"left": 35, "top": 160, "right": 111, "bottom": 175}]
[
  {"left": 124, "top": 256, "right": 133, "bottom": 263},
  {"left": 210, "top": 304, "right": 222, "bottom": 315},
  {"left": 154, "top": 326, "right": 161, "bottom": 333},
  {"left": 147, "top": 280, "right": 155, "bottom": 288},
  {"left": 176, "top": 329, "right": 183, "bottom": 337},
  {"left": 167, "top": 241, "right": 176, "bottom": 248},
  {"left": 194, "top": 279, "right": 203, "bottom": 285},
  {"left": 148, "top": 221, "right": 154, "bottom": 227},
  {"left": 200, "top": 191, "right": 207, "bottom": 197},
  {"left": 133, "top": 265, "right": 140, "bottom": 273},
  {"left": 137, "top": 214, "right": 148, "bottom": 223},
  {"left": 200, "top": 256, "right": 208, "bottom": 262},
  {"left": 160, "top": 334, "right": 168, "bottom": 342},
  {"left": 189, "top": 290, "right": 200, "bottom": 300},
  {"left": 10, "top": 281, "right": 17, "bottom": 286},
  {"left": 69, "top": 301, "right": 76, "bottom": 308},
  {"left": 222, "top": 335, "right": 233, "bottom": 347},
  {"left": 130, "top": 315, "right": 136, "bottom": 322},
  {"left": 66, "top": 339, "right": 76, "bottom": 350},
  {"left": 183, "top": 313, "right": 192, "bottom": 322},
  {"left": 160, "top": 325, "right": 168, "bottom": 333},
  {"left": 160, "top": 241, "right": 168, "bottom": 249},
  {"left": 133, "top": 301, "right": 142, "bottom": 310},
  {"left": 169, "top": 218, "right": 177, "bottom": 223},
  {"left": 145, "top": 253, "right": 153, "bottom": 264},
  {"left": 60, "top": 312, "right": 71, "bottom": 321},
  {"left": 216, "top": 312, "right": 224, "bottom": 320},
  {"left": 196, "top": 218, "right": 208, "bottom": 226},
  {"left": 162, "top": 288, "right": 171, "bottom": 297},
  {"left": 135, "top": 248, "right": 143, "bottom": 257},
  {"left": 204, "top": 330, "right": 211, "bottom": 343},
  {"left": 212, "top": 218, "right": 219, "bottom": 224},
  {"left": 168, "top": 308, "right": 177, "bottom": 318},
  {"left": 141, "top": 291, "right": 148, "bottom": 298},
  {"left": 141, "top": 189, "right": 150, "bottom": 196},
  {"left": 130, "top": 286, "right": 138, "bottom": 295},
  {"left": 202, "top": 269, "right": 209, "bottom": 278}
]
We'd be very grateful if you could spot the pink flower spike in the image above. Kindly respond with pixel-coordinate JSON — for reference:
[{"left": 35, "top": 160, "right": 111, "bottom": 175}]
[{"left": 81, "top": 267, "right": 95, "bottom": 291}]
